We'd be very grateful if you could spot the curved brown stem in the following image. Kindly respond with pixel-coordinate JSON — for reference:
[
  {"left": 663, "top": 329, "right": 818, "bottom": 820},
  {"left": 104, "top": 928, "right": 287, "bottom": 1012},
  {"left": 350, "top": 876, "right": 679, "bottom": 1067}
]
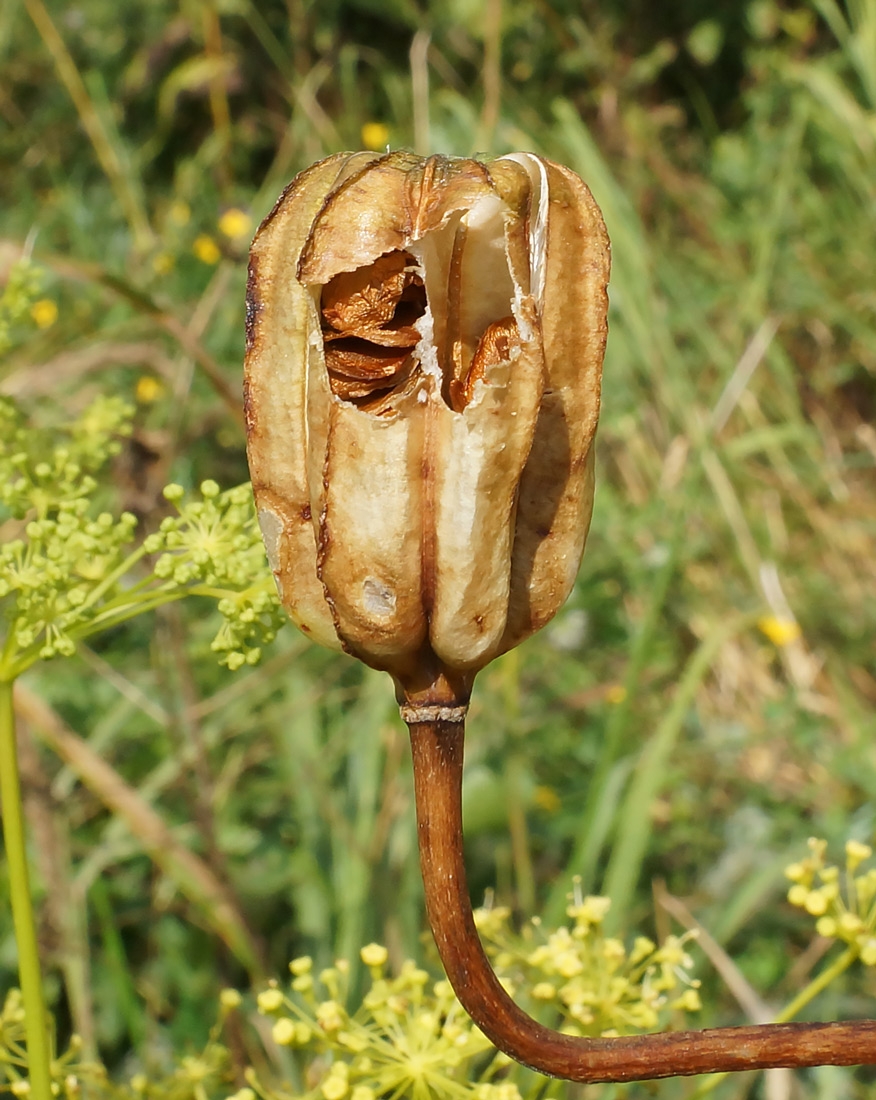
[{"left": 406, "top": 715, "right": 876, "bottom": 1083}]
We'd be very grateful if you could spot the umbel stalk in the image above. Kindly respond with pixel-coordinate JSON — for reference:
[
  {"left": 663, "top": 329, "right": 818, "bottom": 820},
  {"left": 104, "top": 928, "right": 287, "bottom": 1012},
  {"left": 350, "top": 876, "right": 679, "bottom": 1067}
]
[
  {"left": 405, "top": 712, "right": 876, "bottom": 1083},
  {"left": 0, "top": 679, "right": 53, "bottom": 1100}
]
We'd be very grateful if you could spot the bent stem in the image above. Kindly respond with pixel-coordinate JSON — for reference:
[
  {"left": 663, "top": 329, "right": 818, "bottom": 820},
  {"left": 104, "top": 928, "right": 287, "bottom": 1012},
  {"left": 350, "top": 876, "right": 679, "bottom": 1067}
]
[
  {"left": 0, "top": 677, "right": 53, "bottom": 1100},
  {"left": 406, "top": 713, "right": 876, "bottom": 1083},
  {"left": 691, "top": 945, "right": 863, "bottom": 1098}
]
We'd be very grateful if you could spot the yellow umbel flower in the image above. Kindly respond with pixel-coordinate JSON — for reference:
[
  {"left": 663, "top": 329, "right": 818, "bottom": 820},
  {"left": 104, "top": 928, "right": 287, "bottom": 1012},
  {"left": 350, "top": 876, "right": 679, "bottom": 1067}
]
[{"left": 786, "top": 837, "right": 876, "bottom": 963}]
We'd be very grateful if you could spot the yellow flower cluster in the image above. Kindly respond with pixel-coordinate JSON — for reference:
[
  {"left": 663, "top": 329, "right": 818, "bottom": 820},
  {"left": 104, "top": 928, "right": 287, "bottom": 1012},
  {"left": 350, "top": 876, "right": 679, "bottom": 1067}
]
[
  {"left": 239, "top": 898, "right": 701, "bottom": 1100},
  {"left": 0, "top": 989, "right": 106, "bottom": 1097},
  {"left": 474, "top": 886, "right": 701, "bottom": 1036},
  {"left": 786, "top": 838, "right": 876, "bottom": 963},
  {"left": 252, "top": 952, "right": 495, "bottom": 1100},
  {"left": 3, "top": 891, "right": 705, "bottom": 1100},
  {"left": 0, "top": 260, "right": 44, "bottom": 354}
]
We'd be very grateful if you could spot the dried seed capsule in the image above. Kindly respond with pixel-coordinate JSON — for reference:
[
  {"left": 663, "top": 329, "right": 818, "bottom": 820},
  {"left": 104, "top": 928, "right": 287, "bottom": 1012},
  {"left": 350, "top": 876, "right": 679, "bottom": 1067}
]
[{"left": 245, "top": 151, "right": 610, "bottom": 699}]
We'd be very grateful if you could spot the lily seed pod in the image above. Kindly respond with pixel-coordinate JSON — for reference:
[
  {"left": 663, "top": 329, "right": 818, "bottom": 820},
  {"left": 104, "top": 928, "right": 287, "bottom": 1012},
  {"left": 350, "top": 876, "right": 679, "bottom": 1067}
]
[
  {"left": 245, "top": 151, "right": 608, "bottom": 708},
  {"left": 245, "top": 153, "right": 876, "bottom": 1083}
]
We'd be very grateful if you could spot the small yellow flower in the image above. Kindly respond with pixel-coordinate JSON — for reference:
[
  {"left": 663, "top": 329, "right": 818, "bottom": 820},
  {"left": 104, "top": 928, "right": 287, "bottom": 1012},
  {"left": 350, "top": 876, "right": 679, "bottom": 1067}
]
[
  {"left": 473, "top": 905, "right": 511, "bottom": 937},
  {"left": 257, "top": 988, "right": 284, "bottom": 1013},
  {"left": 476, "top": 1087, "right": 522, "bottom": 1100},
  {"left": 534, "top": 785, "right": 561, "bottom": 813},
  {"left": 860, "top": 938, "right": 876, "bottom": 966},
  {"left": 671, "top": 988, "right": 702, "bottom": 1012},
  {"left": 136, "top": 375, "right": 163, "bottom": 403},
  {"left": 630, "top": 935, "right": 656, "bottom": 964},
  {"left": 338, "top": 1029, "right": 367, "bottom": 1053},
  {"left": 605, "top": 683, "right": 626, "bottom": 704},
  {"left": 289, "top": 954, "right": 312, "bottom": 975},
  {"left": 655, "top": 934, "right": 695, "bottom": 969},
  {"left": 758, "top": 616, "right": 801, "bottom": 647},
  {"left": 152, "top": 252, "right": 174, "bottom": 275},
  {"left": 361, "top": 121, "right": 390, "bottom": 149},
  {"left": 272, "top": 1018, "right": 297, "bottom": 1045},
  {"left": 193, "top": 234, "right": 221, "bottom": 264},
  {"left": 31, "top": 299, "right": 58, "bottom": 328},
  {"left": 182, "top": 1058, "right": 210, "bottom": 1082},
  {"left": 219, "top": 988, "right": 242, "bottom": 1009},
  {"left": 555, "top": 950, "right": 584, "bottom": 978},
  {"left": 846, "top": 839, "right": 872, "bottom": 870},
  {"left": 816, "top": 916, "right": 837, "bottom": 938},
  {"left": 570, "top": 895, "right": 611, "bottom": 925},
  {"left": 321, "top": 1064, "right": 349, "bottom": 1100},
  {"left": 804, "top": 889, "right": 829, "bottom": 916},
  {"left": 360, "top": 943, "right": 388, "bottom": 968},
  {"left": 169, "top": 200, "right": 191, "bottom": 226},
  {"left": 532, "top": 982, "right": 556, "bottom": 1000},
  {"left": 11, "top": 1082, "right": 30, "bottom": 1097},
  {"left": 322, "top": 1080, "right": 348, "bottom": 1100},
  {"left": 787, "top": 883, "right": 809, "bottom": 907},
  {"left": 219, "top": 208, "right": 253, "bottom": 240},
  {"left": 316, "top": 999, "right": 344, "bottom": 1031},
  {"left": 838, "top": 912, "right": 863, "bottom": 936}
]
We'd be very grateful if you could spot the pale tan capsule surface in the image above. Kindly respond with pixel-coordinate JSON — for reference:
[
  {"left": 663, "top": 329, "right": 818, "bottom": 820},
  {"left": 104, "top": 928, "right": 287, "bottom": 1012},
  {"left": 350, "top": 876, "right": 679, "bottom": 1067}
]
[{"left": 245, "top": 151, "right": 610, "bottom": 695}]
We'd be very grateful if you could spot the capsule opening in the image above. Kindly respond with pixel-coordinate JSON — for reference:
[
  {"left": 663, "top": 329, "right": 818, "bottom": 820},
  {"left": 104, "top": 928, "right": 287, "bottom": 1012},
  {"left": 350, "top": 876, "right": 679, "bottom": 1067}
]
[
  {"left": 316, "top": 190, "right": 524, "bottom": 417},
  {"left": 319, "top": 250, "right": 427, "bottom": 414}
]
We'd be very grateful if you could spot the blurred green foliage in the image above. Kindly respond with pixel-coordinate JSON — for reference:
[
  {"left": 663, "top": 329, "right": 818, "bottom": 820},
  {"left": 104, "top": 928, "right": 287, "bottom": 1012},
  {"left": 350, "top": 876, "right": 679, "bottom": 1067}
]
[{"left": 1, "top": 0, "right": 875, "bottom": 1096}]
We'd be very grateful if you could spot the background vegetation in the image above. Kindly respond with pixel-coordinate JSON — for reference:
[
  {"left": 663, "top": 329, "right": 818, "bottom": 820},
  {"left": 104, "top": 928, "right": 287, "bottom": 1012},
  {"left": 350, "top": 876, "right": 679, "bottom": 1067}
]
[{"left": 1, "top": 0, "right": 875, "bottom": 1096}]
